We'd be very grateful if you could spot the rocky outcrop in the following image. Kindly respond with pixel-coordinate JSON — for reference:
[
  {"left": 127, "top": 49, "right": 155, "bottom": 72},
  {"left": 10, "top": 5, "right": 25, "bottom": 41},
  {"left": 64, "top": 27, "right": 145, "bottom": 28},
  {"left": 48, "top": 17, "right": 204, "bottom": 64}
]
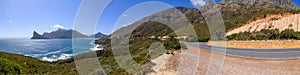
[
  {"left": 227, "top": 13, "right": 300, "bottom": 35},
  {"left": 31, "top": 31, "right": 48, "bottom": 39}
]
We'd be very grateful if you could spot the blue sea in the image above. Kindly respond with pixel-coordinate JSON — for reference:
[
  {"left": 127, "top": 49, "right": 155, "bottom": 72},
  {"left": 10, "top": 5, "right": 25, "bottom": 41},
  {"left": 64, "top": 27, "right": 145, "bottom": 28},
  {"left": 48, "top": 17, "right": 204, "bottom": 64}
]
[{"left": 0, "top": 38, "right": 98, "bottom": 62}]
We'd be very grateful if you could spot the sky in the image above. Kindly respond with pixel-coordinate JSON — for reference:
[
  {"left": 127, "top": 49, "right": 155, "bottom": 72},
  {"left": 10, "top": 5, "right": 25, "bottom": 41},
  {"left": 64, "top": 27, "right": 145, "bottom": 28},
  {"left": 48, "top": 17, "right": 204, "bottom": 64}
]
[{"left": 0, "top": 0, "right": 299, "bottom": 38}]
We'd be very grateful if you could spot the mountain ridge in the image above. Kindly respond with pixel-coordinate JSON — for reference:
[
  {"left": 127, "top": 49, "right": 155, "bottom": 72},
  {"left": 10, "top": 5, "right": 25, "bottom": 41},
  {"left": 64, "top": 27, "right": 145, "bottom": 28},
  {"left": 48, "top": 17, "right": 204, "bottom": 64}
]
[
  {"left": 219, "top": 0, "right": 299, "bottom": 10},
  {"left": 31, "top": 29, "right": 108, "bottom": 39},
  {"left": 96, "top": 0, "right": 300, "bottom": 44}
]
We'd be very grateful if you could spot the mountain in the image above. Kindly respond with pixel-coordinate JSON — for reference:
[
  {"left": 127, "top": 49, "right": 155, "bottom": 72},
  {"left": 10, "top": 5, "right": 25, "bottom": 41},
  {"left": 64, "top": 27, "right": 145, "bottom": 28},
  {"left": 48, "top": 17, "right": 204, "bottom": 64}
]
[
  {"left": 95, "top": 0, "right": 300, "bottom": 44},
  {"left": 32, "top": 31, "right": 48, "bottom": 39},
  {"left": 220, "top": 0, "right": 299, "bottom": 10},
  {"left": 91, "top": 32, "right": 108, "bottom": 38},
  {"left": 31, "top": 29, "right": 108, "bottom": 39}
]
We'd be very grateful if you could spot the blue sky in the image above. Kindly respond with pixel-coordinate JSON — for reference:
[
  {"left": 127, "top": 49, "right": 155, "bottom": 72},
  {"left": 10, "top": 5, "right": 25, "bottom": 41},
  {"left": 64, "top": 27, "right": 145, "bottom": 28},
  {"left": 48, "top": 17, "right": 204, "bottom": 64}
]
[{"left": 0, "top": 0, "right": 299, "bottom": 38}]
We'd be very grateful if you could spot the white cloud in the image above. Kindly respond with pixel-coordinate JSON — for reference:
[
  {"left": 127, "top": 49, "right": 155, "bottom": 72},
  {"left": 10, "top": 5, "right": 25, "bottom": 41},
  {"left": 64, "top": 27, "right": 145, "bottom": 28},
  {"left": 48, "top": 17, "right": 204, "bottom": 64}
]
[
  {"left": 123, "top": 14, "right": 128, "bottom": 17},
  {"left": 8, "top": 20, "right": 13, "bottom": 24},
  {"left": 190, "top": 0, "right": 207, "bottom": 7},
  {"left": 53, "top": 24, "right": 65, "bottom": 29}
]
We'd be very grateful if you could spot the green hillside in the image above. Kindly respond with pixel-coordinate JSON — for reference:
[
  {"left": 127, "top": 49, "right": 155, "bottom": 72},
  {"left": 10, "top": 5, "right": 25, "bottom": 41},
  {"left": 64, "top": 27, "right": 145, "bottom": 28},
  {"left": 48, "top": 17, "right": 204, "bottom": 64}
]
[{"left": 0, "top": 52, "right": 77, "bottom": 75}]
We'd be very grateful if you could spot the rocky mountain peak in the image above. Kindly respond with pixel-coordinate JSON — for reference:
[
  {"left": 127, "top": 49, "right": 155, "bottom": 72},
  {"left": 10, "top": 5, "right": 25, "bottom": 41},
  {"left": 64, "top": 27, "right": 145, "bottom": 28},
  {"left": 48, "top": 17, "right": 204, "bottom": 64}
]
[
  {"left": 33, "top": 31, "right": 39, "bottom": 35},
  {"left": 31, "top": 31, "right": 48, "bottom": 39}
]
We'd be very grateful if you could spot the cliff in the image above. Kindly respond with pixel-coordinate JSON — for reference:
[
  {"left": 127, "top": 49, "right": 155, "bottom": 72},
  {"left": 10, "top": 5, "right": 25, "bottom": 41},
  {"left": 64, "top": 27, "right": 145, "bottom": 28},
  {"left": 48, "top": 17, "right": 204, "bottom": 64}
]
[{"left": 227, "top": 13, "right": 300, "bottom": 35}]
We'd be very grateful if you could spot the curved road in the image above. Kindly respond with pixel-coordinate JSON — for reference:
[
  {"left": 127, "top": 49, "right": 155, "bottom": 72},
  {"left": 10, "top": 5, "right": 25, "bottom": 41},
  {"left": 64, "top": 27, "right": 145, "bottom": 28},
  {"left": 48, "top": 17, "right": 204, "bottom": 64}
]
[{"left": 184, "top": 42, "right": 300, "bottom": 59}]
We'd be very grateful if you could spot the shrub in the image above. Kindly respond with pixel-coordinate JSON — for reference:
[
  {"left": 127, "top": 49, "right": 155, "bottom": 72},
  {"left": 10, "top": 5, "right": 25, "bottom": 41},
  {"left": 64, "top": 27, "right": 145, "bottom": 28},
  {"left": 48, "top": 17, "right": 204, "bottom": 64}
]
[
  {"left": 198, "top": 37, "right": 210, "bottom": 42},
  {"left": 227, "top": 29, "right": 299, "bottom": 40},
  {"left": 280, "top": 29, "right": 296, "bottom": 40},
  {"left": 0, "top": 58, "right": 21, "bottom": 74}
]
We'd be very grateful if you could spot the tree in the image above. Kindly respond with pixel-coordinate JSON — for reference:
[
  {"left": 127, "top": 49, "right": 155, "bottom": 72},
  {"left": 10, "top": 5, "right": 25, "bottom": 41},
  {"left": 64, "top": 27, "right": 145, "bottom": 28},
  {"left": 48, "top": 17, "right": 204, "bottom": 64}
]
[{"left": 280, "top": 29, "right": 296, "bottom": 40}]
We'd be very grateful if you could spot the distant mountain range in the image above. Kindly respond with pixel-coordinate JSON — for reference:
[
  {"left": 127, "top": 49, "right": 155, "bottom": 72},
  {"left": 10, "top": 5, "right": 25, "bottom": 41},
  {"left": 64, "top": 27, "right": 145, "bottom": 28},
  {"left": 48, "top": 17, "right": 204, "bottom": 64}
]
[{"left": 31, "top": 29, "right": 108, "bottom": 39}]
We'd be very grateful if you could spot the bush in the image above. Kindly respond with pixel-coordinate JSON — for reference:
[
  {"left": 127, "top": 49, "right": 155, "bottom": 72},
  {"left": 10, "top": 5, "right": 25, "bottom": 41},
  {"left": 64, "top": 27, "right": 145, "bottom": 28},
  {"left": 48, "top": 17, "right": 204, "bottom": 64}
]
[
  {"left": 280, "top": 29, "right": 296, "bottom": 40},
  {"left": 198, "top": 37, "right": 209, "bottom": 42},
  {"left": 0, "top": 58, "right": 21, "bottom": 74},
  {"left": 227, "top": 29, "right": 300, "bottom": 40},
  {"left": 163, "top": 36, "right": 183, "bottom": 50}
]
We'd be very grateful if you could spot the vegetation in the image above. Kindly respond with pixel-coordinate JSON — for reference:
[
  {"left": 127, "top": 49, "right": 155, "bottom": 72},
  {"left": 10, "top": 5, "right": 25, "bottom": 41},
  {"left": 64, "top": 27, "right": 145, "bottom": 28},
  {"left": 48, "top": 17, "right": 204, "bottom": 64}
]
[
  {"left": 0, "top": 57, "right": 21, "bottom": 74},
  {"left": 227, "top": 29, "right": 300, "bottom": 40},
  {"left": 198, "top": 37, "right": 210, "bottom": 42},
  {"left": 94, "top": 37, "right": 185, "bottom": 74},
  {"left": 163, "top": 35, "right": 186, "bottom": 50},
  {"left": 3, "top": 2, "right": 300, "bottom": 74},
  {"left": 0, "top": 52, "right": 77, "bottom": 75},
  {"left": 185, "top": 35, "right": 210, "bottom": 42}
]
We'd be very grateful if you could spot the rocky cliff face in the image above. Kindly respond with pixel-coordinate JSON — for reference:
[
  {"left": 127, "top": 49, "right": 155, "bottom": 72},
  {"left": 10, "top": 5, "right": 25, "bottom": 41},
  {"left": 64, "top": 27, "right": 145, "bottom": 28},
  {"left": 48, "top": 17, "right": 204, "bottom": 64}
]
[
  {"left": 227, "top": 13, "right": 300, "bottom": 35},
  {"left": 31, "top": 31, "right": 48, "bottom": 39}
]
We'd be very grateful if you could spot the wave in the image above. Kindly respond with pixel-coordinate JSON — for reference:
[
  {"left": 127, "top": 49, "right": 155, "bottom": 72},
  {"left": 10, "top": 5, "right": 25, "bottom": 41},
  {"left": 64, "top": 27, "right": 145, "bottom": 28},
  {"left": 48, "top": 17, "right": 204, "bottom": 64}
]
[
  {"left": 24, "top": 44, "right": 102, "bottom": 62},
  {"left": 41, "top": 53, "right": 73, "bottom": 62},
  {"left": 90, "top": 45, "right": 103, "bottom": 51},
  {"left": 25, "top": 47, "right": 71, "bottom": 57}
]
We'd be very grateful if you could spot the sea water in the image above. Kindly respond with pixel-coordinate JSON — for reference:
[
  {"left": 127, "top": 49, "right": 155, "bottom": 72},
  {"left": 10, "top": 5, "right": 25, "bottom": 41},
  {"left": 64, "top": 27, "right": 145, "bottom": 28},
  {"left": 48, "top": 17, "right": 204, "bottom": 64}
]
[{"left": 0, "top": 38, "right": 99, "bottom": 62}]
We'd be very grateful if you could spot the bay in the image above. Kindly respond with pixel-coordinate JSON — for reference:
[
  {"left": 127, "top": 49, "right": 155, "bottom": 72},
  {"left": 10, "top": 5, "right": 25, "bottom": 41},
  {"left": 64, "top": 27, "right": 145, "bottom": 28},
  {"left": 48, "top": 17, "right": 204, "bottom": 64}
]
[{"left": 0, "top": 38, "right": 99, "bottom": 62}]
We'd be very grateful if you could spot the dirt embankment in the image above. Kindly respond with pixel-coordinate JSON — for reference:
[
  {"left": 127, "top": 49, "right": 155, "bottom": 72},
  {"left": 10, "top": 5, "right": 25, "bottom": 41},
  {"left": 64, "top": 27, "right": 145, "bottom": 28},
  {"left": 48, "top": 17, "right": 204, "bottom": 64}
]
[
  {"left": 208, "top": 40, "right": 300, "bottom": 49},
  {"left": 150, "top": 46, "right": 300, "bottom": 75},
  {"left": 227, "top": 13, "right": 300, "bottom": 36}
]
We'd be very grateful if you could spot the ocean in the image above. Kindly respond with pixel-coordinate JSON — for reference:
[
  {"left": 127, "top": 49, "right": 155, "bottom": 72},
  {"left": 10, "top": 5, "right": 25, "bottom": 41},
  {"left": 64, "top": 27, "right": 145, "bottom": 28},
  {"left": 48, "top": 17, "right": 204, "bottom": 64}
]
[{"left": 0, "top": 38, "right": 99, "bottom": 62}]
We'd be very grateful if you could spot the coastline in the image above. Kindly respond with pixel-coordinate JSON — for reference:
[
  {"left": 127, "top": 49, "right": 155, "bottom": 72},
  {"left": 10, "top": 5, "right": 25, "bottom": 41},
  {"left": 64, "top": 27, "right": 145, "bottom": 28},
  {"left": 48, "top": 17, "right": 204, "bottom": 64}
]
[{"left": 0, "top": 38, "right": 102, "bottom": 62}]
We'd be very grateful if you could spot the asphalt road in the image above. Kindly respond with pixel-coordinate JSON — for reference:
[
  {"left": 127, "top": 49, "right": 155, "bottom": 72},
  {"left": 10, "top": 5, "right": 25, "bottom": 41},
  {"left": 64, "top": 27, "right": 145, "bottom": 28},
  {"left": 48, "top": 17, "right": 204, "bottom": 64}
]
[{"left": 184, "top": 42, "right": 300, "bottom": 59}]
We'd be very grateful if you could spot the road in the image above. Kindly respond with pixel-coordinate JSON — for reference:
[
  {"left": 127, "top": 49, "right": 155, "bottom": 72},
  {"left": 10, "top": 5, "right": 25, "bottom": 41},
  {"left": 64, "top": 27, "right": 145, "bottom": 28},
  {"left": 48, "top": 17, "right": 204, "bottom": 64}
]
[{"left": 184, "top": 42, "right": 300, "bottom": 59}]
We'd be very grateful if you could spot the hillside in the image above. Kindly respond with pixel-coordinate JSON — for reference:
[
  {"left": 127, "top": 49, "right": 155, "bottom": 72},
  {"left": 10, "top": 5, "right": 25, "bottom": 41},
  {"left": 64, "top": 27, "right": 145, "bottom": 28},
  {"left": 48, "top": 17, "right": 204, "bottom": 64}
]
[
  {"left": 0, "top": 52, "right": 77, "bottom": 74},
  {"left": 96, "top": 0, "right": 300, "bottom": 44},
  {"left": 93, "top": 1, "right": 300, "bottom": 74},
  {"left": 31, "top": 29, "right": 107, "bottom": 39},
  {"left": 227, "top": 12, "right": 300, "bottom": 35}
]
